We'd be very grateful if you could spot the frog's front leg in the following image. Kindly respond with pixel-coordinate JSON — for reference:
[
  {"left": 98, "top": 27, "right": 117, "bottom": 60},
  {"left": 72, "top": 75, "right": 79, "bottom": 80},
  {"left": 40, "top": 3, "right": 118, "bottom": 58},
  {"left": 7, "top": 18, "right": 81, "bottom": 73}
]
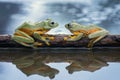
[
  {"left": 12, "top": 30, "right": 35, "bottom": 47},
  {"left": 33, "top": 31, "right": 50, "bottom": 46},
  {"left": 66, "top": 33, "right": 83, "bottom": 41},
  {"left": 88, "top": 30, "right": 109, "bottom": 47}
]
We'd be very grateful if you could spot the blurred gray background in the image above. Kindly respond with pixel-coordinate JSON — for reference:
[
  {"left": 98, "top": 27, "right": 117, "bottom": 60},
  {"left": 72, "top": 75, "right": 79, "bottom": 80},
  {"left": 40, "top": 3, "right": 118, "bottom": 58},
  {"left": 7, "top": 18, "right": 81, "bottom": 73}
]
[{"left": 0, "top": 0, "right": 120, "bottom": 34}]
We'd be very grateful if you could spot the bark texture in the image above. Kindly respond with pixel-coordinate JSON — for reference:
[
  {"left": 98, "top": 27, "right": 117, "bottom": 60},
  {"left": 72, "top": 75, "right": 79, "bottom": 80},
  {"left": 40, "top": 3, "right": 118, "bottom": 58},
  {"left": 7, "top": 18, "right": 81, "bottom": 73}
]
[{"left": 0, "top": 34, "right": 120, "bottom": 47}]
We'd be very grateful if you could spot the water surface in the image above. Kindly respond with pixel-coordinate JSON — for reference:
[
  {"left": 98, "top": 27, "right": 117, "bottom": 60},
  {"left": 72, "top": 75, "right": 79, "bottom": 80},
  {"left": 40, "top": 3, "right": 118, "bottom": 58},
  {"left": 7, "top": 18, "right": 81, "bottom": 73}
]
[{"left": 0, "top": 48, "right": 119, "bottom": 80}]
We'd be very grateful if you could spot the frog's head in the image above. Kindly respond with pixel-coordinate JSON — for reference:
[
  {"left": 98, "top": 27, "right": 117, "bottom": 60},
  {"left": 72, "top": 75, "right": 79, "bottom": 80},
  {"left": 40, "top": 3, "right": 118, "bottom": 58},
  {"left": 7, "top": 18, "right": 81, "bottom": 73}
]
[
  {"left": 35, "top": 18, "right": 59, "bottom": 30},
  {"left": 65, "top": 21, "right": 84, "bottom": 31}
]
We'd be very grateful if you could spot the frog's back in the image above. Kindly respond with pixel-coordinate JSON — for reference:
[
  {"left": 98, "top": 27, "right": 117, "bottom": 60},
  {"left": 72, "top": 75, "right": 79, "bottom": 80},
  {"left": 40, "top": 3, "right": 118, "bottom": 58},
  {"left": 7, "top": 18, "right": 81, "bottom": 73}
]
[{"left": 87, "top": 24, "right": 104, "bottom": 30}]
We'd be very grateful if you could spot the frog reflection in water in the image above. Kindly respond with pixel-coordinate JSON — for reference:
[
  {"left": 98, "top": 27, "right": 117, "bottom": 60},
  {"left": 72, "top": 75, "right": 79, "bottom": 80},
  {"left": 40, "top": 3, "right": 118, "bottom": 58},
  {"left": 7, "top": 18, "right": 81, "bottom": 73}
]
[
  {"left": 66, "top": 58, "right": 108, "bottom": 74},
  {"left": 12, "top": 18, "right": 58, "bottom": 48},
  {"left": 13, "top": 53, "right": 108, "bottom": 79},
  {"left": 13, "top": 54, "right": 59, "bottom": 79},
  {"left": 65, "top": 21, "right": 109, "bottom": 47}
]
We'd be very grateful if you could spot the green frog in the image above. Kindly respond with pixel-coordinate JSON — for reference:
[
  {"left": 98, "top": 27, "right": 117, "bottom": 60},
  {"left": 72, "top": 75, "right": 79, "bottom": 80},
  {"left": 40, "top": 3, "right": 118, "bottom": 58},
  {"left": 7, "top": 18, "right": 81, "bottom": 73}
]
[{"left": 12, "top": 18, "right": 59, "bottom": 48}]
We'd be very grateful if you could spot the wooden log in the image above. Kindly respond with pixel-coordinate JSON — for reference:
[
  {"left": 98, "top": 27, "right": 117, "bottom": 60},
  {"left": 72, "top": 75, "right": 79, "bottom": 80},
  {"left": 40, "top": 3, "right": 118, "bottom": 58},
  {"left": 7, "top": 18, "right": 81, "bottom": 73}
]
[{"left": 0, "top": 34, "right": 120, "bottom": 48}]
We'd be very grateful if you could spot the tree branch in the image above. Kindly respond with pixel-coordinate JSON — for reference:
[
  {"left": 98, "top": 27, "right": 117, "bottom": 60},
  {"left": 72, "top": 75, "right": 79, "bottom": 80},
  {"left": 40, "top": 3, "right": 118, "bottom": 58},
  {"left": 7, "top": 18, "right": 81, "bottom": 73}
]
[{"left": 0, "top": 34, "right": 120, "bottom": 47}]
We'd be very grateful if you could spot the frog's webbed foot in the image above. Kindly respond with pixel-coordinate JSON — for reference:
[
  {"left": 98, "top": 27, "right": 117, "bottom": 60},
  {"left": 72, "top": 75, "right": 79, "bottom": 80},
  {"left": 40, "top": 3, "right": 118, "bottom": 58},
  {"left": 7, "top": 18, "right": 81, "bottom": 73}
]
[
  {"left": 33, "top": 32, "right": 50, "bottom": 46},
  {"left": 33, "top": 42, "right": 43, "bottom": 47},
  {"left": 66, "top": 33, "right": 83, "bottom": 41},
  {"left": 87, "top": 38, "right": 97, "bottom": 48}
]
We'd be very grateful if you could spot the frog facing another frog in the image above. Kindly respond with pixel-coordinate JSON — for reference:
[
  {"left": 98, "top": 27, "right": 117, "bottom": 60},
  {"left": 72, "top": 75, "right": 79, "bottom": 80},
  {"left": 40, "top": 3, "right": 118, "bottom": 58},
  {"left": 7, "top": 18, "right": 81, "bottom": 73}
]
[
  {"left": 65, "top": 21, "right": 109, "bottom": 47},
  {"left": 12, "top": 19, "right": 109, "bottom": 48},
  {"left": 12, "top": 18, "right": 58, "bottom": 48}
]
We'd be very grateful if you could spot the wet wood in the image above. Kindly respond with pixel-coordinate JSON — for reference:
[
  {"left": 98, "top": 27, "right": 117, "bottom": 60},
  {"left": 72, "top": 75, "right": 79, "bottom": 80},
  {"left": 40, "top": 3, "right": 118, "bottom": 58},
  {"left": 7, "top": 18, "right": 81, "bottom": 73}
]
[{"left": 0, "top": 34, "right": 120, "bottom": 48}]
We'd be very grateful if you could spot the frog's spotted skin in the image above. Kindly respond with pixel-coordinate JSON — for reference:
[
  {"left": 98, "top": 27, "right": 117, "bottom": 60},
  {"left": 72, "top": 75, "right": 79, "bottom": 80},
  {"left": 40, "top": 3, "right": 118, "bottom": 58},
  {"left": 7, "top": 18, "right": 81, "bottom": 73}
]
[
  {"left": 12, "top": 18, "right": 59, "bottom": 48},
  {"left": 65, "top": 21, "right": 109, "bottom": 48}
]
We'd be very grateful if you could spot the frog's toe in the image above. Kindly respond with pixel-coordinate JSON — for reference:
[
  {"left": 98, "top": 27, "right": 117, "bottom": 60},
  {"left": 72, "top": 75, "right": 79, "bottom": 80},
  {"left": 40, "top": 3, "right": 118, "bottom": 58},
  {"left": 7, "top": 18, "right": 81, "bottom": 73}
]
[
  {"left": 87, "top": 39, "right": 96, "bottom": 48},
  {"left": 33, "top": 42, "right": 43, "bottom": 47}
]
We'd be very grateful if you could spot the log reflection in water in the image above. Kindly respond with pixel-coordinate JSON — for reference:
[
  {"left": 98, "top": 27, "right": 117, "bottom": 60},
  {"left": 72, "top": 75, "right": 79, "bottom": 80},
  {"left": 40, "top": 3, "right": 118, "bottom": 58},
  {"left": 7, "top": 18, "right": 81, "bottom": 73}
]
[{"left": 0, "top": 48, "right": 120, "bottom": 78}]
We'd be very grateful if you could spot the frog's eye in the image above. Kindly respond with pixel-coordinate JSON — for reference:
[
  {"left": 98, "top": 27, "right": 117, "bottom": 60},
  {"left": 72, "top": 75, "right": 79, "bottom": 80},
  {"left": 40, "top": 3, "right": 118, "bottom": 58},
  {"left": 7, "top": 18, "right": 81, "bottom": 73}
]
[
  {"left": 67, "top": 23, "right": 72, "bottom": 29},
  {"left": 50, "top": 22, "right": 55, "bottom": 25},
  {"left": 49, "top": 21, "right": 58, "bottom": 27}
]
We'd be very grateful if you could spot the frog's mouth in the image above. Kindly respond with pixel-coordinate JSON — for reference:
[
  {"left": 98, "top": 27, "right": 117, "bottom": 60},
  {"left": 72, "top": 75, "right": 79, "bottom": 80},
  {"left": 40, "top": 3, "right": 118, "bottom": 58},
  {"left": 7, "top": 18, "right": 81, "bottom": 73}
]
[
  {"left": 44, "top": 26, "right": 51, "bottom": 30},
  {"left": 44, "top": 26, "right": 56, "bottom": 30}
]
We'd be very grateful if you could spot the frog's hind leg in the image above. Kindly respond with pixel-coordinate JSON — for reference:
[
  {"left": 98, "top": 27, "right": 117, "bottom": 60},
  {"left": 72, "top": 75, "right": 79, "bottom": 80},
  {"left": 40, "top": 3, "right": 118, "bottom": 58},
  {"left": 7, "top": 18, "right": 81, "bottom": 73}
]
[
  {"left": 13, "top": 39, "right": 33, "bottom": 47},
  {"left": 33, "top": 32, "right": 50, "bottom": 46},
  {"left": 12, "top": 30, "right": 35, "bottom": 47},
  {"left": 88, "top": 30, "right": 108, "bottom": 48}
]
